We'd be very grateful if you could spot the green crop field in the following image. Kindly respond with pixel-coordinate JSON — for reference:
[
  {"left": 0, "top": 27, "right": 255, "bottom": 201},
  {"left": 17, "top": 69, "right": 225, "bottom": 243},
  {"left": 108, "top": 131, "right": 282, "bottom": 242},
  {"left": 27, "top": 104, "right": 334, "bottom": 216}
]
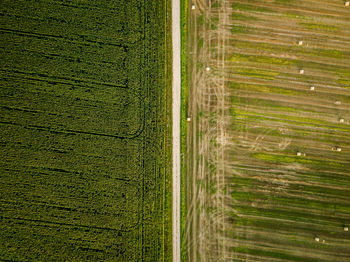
[{"left": 0, "top": 0, "right": 171, "bottom": 261}]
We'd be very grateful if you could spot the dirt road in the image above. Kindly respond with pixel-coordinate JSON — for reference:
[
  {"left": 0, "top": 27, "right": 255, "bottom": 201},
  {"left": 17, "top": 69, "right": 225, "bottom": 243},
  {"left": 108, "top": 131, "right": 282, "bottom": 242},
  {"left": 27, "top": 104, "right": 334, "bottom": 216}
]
[{"left": 172, "top": 0, "right": 181, "bottom": 261}]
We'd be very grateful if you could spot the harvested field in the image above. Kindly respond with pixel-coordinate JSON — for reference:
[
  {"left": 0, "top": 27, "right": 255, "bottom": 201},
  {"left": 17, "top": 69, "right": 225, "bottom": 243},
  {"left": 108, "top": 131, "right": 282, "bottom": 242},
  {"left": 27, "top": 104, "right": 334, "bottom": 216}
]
[
  {"left": 184, "top": 0, "right": 350, "bottom": 261},
  {"left": 0, "top": 1, "right": 171, "bottom": 261}
]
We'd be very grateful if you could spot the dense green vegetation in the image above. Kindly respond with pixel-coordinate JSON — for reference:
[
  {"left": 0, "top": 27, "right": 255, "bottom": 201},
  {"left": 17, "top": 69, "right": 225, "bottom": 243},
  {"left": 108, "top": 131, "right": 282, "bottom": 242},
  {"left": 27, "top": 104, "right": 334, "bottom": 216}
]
[{"left": 0, "top": 0, "right": 172, "bottom": 261}]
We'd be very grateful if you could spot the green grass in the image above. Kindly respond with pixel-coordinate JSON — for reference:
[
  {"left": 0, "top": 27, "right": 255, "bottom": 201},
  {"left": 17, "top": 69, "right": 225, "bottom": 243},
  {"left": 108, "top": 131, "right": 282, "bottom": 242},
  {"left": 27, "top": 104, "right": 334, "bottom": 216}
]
[
  {"left": 300, "top": 22, "right": 339, "bottom": 32},
  {"left": 232, "top": 39, "right": 348, "bottom": 60},
  {"left": 338, "top": 79, "right": 350, "bottom": 89},
  {"left": 231, "top": 82, "right": 302, "bottom": 97},
  {"left": 234, "top": 68, "right": 280, "bottom": 80},
  {"left": 180, "top": 0, "right": 189, "bottom": 261},
  {"left": 230, "top": 53, "right": 295, "bottom": 66},
  {"left": 0, "top": 0, "right": 172, "bottom": 261},
  {"left": 275, "top": 0, "right": 292, "bottom": 4},
  {"left": 232, "top": 246, "right": 328, "bottom": 262},
  {"left": 231, "top": 24, "right": 249, "bottom": 34},
  {"left": 232, "top": 2, "right": 274, "bottom": 13},
  {"left": 252, "top": 152, "right": 349, "bottom": 171},
  {"left": 282, "top": 12, "right": 309, "bottom": 21},
  {"left": 232, "top": 107, "right": 350, "bottom": 133},
  {"left": 232, "top": 12, "right": 258, "bottom": 21}
]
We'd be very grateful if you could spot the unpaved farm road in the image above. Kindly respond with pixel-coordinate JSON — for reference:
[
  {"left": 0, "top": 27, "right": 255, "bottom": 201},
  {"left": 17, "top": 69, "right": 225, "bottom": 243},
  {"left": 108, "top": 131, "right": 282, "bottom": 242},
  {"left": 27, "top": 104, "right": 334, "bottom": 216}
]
[{"left": 172, "top": 0, "right": 181, "bottom": 261}]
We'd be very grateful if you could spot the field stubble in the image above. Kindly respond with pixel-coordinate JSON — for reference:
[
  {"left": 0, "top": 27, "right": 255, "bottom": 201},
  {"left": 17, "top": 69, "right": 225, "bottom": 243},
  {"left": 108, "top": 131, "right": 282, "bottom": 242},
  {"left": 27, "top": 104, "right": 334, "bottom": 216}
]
[
  {"left": 185, "top": 0, "right": 350, "bottom": 261},
  {"left": 185, "top": 0, "right": 233, "bottom": 261}
]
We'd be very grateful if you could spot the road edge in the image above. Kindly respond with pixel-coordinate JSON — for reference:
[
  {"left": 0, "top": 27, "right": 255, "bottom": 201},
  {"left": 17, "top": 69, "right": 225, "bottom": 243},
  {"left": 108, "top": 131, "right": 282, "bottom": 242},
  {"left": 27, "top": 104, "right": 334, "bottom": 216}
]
[{"left": 172, "top": 0, "right": 181, "bottom": 261}]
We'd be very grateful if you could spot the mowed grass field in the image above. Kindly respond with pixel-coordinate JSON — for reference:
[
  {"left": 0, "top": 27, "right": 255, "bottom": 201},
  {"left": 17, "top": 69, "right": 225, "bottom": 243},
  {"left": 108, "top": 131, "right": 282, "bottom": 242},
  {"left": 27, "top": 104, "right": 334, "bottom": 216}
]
[
  {"left": 184, "top": 0, "right": 350, "bottom": 261},
  {"left": 230, "top": 0, "right": 350, "bottom": 261},
  {"left": 0, "top": 0, "right": 171, "bottom": 261}
]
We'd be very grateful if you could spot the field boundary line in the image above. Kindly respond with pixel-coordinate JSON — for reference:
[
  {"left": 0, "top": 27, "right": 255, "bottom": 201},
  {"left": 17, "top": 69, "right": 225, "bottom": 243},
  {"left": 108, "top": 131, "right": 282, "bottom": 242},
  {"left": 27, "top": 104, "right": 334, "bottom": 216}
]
[{"left": 172, "top": 0, "right": 181, "bottom": 261}]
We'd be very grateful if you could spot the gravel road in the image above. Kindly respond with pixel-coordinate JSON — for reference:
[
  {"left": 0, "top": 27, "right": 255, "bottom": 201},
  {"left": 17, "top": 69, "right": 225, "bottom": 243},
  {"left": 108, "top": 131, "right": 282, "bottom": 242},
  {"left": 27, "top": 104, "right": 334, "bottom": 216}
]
[{"left": 172, "top": 0, "right": 181, "bottom": 261}]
